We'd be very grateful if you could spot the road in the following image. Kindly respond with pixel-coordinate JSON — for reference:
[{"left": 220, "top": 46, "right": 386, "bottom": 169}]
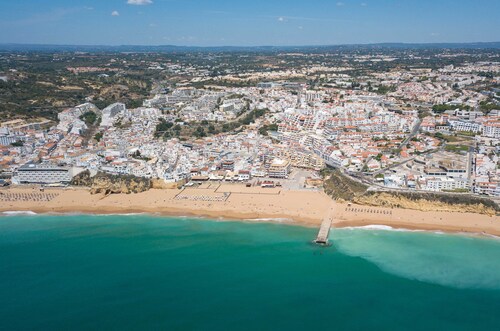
[
  {"left": 370, "top": 144, "right": 445, "bottom": 177},
  {"left": 357, "top": 119, "right": 422, "bottom": 175},
  {"left": 467, "top": 145, "right": 475, "bottom": 189},
  {"left": 400, "top": 119, "right": 422, "bottom": 147}
]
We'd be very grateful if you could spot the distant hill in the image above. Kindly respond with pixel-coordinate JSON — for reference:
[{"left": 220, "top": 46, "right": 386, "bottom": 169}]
[{"left": 0, "top": 42, "right": 499, "bottom": 53}]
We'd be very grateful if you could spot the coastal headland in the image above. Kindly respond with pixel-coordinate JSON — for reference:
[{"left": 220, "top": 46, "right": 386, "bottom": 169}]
[{"left": 1, "top": 183, "right": 499, "bottom": 236}]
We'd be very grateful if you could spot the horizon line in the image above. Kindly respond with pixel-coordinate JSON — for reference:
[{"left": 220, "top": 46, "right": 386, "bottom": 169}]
[{"left": 1, "top": 41, "right": 499, "bottom": 49}]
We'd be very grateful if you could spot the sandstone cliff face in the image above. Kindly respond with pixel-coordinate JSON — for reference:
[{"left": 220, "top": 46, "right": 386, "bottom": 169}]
[
  {"left": 322, "top": 169, "right": 367, "bottom": 201},
  {"left": 151, "top": 178, "right": 185, "bottom": 189},
  {"left": 322, "top": 169, "right": 499, "bottom": 216},
  {"left": 71, "top": 170, "right": 93, "bottom": 187},
  {"left": 354, "top": 192, "right": 498, "bottom": 216},
  {"left": 71, "top": 170, "right": 151, "bottom": 195}
]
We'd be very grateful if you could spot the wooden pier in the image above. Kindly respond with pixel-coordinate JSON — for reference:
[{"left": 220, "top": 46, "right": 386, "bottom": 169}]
[{"left": 315, "top": 217, "right": 332, "bottom": 245}]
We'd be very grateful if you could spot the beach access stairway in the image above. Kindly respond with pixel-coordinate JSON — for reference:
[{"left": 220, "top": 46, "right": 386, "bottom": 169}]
[{"left": 315, "top": 208, "right": 333, "bottom": 244}]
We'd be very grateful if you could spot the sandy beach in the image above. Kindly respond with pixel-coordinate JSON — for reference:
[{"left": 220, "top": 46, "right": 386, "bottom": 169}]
[{"left": 1, "top": 183, "right": 499, "bottom": 236}]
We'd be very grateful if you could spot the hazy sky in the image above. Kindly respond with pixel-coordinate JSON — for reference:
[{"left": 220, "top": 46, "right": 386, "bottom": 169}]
[{"left": 0, "top": 0, "right": 499, "bottom": 46}]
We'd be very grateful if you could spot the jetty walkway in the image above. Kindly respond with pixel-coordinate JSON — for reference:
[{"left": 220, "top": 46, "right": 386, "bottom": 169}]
[{"left": 315, "top": 208, "right": 334, "bottom": 244}]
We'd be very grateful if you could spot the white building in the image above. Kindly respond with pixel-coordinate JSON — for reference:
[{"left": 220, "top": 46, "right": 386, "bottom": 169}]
[
  {"left": 101, "top": 103, "right": 127, "bottom": 127},
  {"left": 482, "top": 121, "right": 500, "bottom": 139},
  {"left": 425, "top": 177, "right": 469, "bottom": 192},
  {"left": 268, "top": 159, "right": 291, "bottom": 178},
  {"left": 448, "top": 120, "right": 482, "bottom": 133},
  {"left": 17, "top": 163, "right": 72, "bottom": 184}
]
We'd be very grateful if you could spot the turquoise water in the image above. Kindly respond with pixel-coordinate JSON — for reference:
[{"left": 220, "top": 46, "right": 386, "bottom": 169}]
[{"left": 1, "top": 214, "right": 500, "bottom": 330}]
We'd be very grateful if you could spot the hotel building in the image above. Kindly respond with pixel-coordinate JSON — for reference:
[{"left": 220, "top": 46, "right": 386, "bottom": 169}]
[{"left": 17, "top": 163, "right": 72, "bottom": 184}]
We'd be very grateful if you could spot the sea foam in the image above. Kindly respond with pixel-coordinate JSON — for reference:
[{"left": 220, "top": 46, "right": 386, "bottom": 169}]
[
  {"left": 333, "top": 228, "right": 500, "bottom": 290},
  {"left": 339, "top": 224, "right": 443, "bottom": 233},
  {"left": 244, "top": 217, "right": 294, "bottom": 223},
  {"left": 2, "top": 211, "right": 38, "bottom": 216}
]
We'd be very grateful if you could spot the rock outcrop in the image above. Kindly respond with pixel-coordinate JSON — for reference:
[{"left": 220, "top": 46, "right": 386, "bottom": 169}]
[
  {"left": 71, "top": 170, "right": 151, "bottom": 195},
  {"left": 151, "top": 178, "right": 185, "bottom": 189}
]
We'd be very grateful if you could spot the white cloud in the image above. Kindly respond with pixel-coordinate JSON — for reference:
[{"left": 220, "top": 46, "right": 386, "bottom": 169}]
[
  {"left": 278, "top": 17, "right": 285, "bottom": 22},
  {"left": 298, "top": 26, "right": 303, "bottom": 30},
  {"left": 127, "top": 0, "right": 153, "bottom": 5},
  {"left": 111, "top": 10, "right": 120, "bottom": 16}
]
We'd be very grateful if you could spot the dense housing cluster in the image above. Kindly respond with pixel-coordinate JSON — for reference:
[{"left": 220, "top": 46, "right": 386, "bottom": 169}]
[{"left": 0, "top": 46, "right": 499, "bottom": 196}]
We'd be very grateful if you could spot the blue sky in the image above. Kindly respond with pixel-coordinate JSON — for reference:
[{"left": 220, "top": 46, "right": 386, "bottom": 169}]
[{"left": 0, "top": 0, "right": 498, "bottom": 46}]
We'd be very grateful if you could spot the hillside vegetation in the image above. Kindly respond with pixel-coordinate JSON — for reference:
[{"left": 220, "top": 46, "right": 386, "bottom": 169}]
[
  {"left": 322, "top": 169, "right": 368, "bottom": 200},
  {"left": 322, "top": 168, "right": 499, "bottom": 216}
]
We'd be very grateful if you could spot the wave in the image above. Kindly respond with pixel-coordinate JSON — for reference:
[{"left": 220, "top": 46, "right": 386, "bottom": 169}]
[
  {"left": 483, "top": 233, "right": 500, "bottom": 240},
  {"left": 342, "top": 224, "right": 400, "bottom": 231},
  {"left": 243, "top": 218, "right": 294, "bottom": 223},
  {"left": 338, "top": 224, "right": 442, "bottom": 234},
  {"left": 338, "top": 224, "right": 498, "bottom": 239},
  {"left": 94, "top": 212, "right": 149, "bottom": 216},
  {"left": 1, "top": 211, "right": 38, "bottom": 216}
]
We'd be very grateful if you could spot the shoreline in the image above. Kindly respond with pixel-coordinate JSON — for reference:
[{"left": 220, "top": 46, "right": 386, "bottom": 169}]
[
  {"left": 1, "top": 185, "right": 499, "bottom": 237},
  {"left": 2, "top": 208, "right": 500, "bottom": 240}
]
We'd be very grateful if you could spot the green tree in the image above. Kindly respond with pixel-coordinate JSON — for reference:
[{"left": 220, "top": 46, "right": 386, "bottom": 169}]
[
  {"left": 194, "top": 126, "right": 206, "bottom": 138},
  {"left": 94, "top": 132, "right": 103, "bottom": 142},
  {"left": 154, "top": 118, "right": 174, "bottom": 138},
  {"left": 79, "top": 111, "right": 97, "bottom": 126}
]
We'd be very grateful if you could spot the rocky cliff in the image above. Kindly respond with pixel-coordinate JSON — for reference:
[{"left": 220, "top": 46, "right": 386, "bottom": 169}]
[
  {"left": 355, "top": 191, "right": 498, "bottom": 216},
  {"left": 322, "top": 169, "right": 499, "bottom": 216},
  {"left": 71, "top": 170, "right": 151, "bottom": 195},
  {"left": 151, "top": 178, "right": 185, "bottom": 189},
  {"left": 322, "top": 169, "right": 368, "bottom": 201}
]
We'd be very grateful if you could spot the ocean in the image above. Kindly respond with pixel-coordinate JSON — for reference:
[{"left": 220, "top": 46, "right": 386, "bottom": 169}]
[{"left": 1, "top": 213, "right": 499, "bottom": 330}]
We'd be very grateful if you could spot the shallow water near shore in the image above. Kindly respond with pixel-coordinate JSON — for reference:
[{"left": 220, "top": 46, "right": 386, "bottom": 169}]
[{"left": 1, "top": 214, "right": 500, "bottom": 330}]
